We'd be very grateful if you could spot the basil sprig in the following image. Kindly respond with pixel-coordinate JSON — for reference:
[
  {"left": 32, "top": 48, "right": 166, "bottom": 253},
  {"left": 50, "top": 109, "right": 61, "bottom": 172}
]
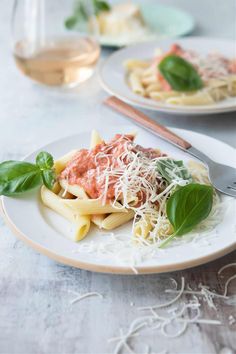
[
  {"left": 0, "top": 152, "right": 56, "bottom": 196},
  {"left": 156, "top": 159, "right": 192, "bottom": 184},
  {"left": 158, "top": 55, "right": 203, "bottom": 92},
  {"left": 65, "top": 0, "right": 110, "bottom": 30},
  {"left": 159, "top": 183, "right": 213, "bottom": 248}
]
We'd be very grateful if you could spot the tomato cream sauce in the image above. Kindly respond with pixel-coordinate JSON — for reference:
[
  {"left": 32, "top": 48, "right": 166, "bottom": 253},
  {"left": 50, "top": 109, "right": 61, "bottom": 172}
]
[{"left": 60, "top": 134, "right": 163, "bottom": 201}]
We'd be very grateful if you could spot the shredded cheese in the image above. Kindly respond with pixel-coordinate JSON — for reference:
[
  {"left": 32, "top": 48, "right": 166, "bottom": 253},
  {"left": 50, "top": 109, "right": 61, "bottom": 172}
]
[{"left": 69, "top": 291, "right": 103, "bottom": 305}]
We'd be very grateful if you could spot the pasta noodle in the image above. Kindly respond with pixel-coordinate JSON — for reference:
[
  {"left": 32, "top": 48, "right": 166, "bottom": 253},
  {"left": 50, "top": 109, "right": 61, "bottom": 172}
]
[
  {"left": 128, "top": 71, "right": 145, "bottom": 96},
  {"left": 54, "top": 150, "right": 78, "bottom": 174},
  {"left": 59, "top": 179, "right": 88, "bottom": 199},
  {"left": 101, "top": 210, "right": 134, "bottom": 230},
  {"left": 91, "top": 214, "right": 106, "bottom": 228},
  {"left": 133, "top": 217, "right": 153, "bottom": 238},
  {"left": 63, "top": 198, "right": 127, "bottom": 215},
  {"left": 123, "top": 59, "right": 149, "bottom": 71},
  {"left": 90, "top": 129, "right": 103, "bottom": 148},
  {"left": 41, "top": 186, "right": 90, "bottom": 241}
]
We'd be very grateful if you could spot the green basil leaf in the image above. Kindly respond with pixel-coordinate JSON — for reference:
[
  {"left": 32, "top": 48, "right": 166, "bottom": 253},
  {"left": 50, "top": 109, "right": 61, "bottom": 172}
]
[
  {"left": 36, "top": 151, "right": 54, "bottom": 170},
  {"left": 65, "top": 15, "right": 80, "bottom": 29},
  {"left": 159, "top": 183, "right": 213, "bottom": 248},
  {"left": 156, "top": 159, "right": 192, "bottom": 184},
  {"left": 42, "top": 169, "right": 56, "bottom": 190},
  {"left": 65, "top": 0, "right": 110, "bottom": 30},
  {"left": 158, "top": 55, "right": 203, "bottom": 92},
  {"left": 93, "top": 0, "right": 110, "bottom": 14},
  {"left": 0, "top": 161, "right": 42, "bottom": 196}
]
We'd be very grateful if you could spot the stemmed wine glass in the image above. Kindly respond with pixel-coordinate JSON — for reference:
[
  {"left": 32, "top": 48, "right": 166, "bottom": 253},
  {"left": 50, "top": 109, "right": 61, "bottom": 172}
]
[{"left": 11, "top": 0, "right": 100, "bottom": 87}]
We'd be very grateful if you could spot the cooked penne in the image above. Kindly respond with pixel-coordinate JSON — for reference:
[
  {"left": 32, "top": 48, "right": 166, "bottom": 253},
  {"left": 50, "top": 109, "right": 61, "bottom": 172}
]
[
  {"left": 91, "top": 214, "right": 106, "bottom": 228},
  {"left": 90, "top": 129, "right": 103, "bottom": 149},
  {"left": 146, "top": 83, "right": 162, "bottom": 94},
  {"left": 150, "top": 91, "right": 181, "bottom": 101},
  {"left": 54, "top": 150, "right": 78, "bottom": 174},
  {"left": 121, "top": 194, "right": 138, "bottom": 207},
  {"left": 142, "top": 66, "right": 155, "bottom": 77},
  {"left": 63, "top": 198, "right": 127, "bottom": 215},
  {"left": 123, "top": 59, "right": 149, "bottom": 71},
  {"left": 52, "top": 182, "right": 61, "bottom": 195},
  {"left": 101, "top": 210, "right": 134, "bottom": 230},
  {"left": 60, "top": 177, "right": 107, "bottom": 227},
  {"left": 133, "top": 217, "right": 153, "bottom": 238},
  {"left": 41, "top": 186, "right": 90, "bottom": 241},
  {"left": 141, "top": 75, "right": 157, "bottom": 86},
  {"left": 128, "top": 72, "right": 145, "bottom": 96},
  {"left": 58, "top": 188, "right": 74, "bottom": 199},
  {"left": 167, "top": 92, "right": 214, "bottom": 105},
  {"left": 59, "top": 179, "right": 88, "bottom": 199}
]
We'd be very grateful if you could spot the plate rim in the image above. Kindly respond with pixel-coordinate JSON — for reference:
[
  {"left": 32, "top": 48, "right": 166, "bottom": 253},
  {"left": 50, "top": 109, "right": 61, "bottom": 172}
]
[
  {"left": 1, "top": 198, "right": 236, "bottom": 275},
  {"left": 99, "top": 37, "right": 236, "bottom": 115},
  {"left": 1, "top": 128, "right": 236, "bottom": 275}
]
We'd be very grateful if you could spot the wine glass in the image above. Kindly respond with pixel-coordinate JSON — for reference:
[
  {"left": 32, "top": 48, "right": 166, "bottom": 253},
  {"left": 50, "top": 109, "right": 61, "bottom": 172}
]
[{"left": 11, "top": 0, "right": 100, "bottom": 87}]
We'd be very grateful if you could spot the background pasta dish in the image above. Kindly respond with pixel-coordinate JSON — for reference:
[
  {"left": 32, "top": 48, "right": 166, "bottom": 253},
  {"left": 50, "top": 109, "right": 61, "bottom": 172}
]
[{"left": 124, "top": 43, "right": 236, "bottom": 105}]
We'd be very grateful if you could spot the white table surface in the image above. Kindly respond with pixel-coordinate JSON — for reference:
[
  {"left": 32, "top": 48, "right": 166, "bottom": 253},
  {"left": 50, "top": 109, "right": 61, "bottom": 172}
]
[{"left": 0, "top": 0, "right": 236, "bottom": 353}]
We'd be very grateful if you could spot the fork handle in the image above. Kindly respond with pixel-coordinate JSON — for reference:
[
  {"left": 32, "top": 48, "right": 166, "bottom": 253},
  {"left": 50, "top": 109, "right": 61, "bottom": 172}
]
[{"left": 104, "top": 96, "right": 192, "bottom": 150}]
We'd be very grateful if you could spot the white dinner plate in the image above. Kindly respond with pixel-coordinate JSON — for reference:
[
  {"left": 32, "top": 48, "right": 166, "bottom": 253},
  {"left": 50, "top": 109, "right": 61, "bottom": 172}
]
[
  {"left": 99, "top": 37, "right": 236, "bottom": 115},
  {"left": 1, "top": 126, "right": 236, "bottom": 274}
]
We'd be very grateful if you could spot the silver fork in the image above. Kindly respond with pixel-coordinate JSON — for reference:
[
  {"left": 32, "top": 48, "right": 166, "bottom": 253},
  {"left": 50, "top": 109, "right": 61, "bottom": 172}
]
[{"left": 105, "top": 96, "right": 236, "bottom": 198}]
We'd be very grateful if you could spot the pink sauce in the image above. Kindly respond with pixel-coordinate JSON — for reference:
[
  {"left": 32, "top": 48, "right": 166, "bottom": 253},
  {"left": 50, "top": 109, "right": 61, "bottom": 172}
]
[{"left": 60, "top": 134, "right": 163, "bottom": 201}]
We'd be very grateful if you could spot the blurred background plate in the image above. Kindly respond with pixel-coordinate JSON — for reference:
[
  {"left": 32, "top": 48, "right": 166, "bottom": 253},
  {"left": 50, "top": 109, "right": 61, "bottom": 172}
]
[
  {"left": 100, "top": 37, "right": 236, "bottom": 115},
  {"left": 99, "top": 4, "right": 195, "bottom": 47}
]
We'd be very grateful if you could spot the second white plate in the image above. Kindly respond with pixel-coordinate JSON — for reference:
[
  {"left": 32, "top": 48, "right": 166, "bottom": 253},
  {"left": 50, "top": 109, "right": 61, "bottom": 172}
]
[{"left": 100, "top": 37, "right": 236, "bottom": 115}]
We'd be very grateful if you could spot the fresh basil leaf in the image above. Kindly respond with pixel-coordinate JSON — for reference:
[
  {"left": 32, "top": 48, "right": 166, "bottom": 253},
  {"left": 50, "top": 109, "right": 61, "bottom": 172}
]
[
  {"left": 65, "top": 0, "right": 110, "bottom": 30},
  {"left": 156, "top": 159, "right": 192, "bottom": 184},
  {"left": 65, "top": 15, "right": 80, "bottom": 29},
  {"left": 0, "top": 161, "right": 42, "bottom": 196},
  {"left": 42, "top": 169, "right": 56, "bottom": 190},
  {"left": 159, "top": 183, "right": 213, "bottom": 248},
  {"left": 36, "top": 151, "right": 54, "bottom": 170},
  {"left": 93, "top": 0, "right": 110, "bottom": 14},
  {"left": 158, "top": 55, "right": 203, "bottom": 92}
]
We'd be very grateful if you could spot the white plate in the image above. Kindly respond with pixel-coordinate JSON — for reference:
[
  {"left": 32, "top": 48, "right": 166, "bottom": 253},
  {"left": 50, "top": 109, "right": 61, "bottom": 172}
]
[
  {"left": 1, "top": 127, "right": 236, "bottom": 274},
  {"left": 100, "top": 37, "right": 236, "bottom": 115}
]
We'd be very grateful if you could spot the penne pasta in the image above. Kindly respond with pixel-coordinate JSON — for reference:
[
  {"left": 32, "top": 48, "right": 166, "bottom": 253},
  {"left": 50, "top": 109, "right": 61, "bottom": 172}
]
[
  {"left": 54, "top": 150, "right": 78, "bottom": 174},
  {"left": 141, "top": 75, "right": 157, "bottom": 86},
  {"left": 101, "top": 210, "right": 134, "bottom": 230},
  {"left": 123, "top": 59, "right": 149, "bottom": 71},
  {"left": 59, "top": 179, "right": 88, "bottom": 199},
  {"left": 133, "top": 217, "right": 153, "bottom": 238},
  {"left": 128, "top": 72, "right": 145, "bottom": 96},
  {"left": 58, "top": 188, "right": 74, "bottom": 199},
  {"left": 52, "top": 182, "right": 61, "bottom": 195},
  {"left": 41, "top": 186, "right": 90, "bottom": 241},
  {"left": 146, "top": 83, "right": 162, "bottom": 94},
  {"left": 60, "top": 177, "right": 107, "bottom": 227},
  {"left": 91, "top": 214, "right": 106, "bottom": 228},
  {"left": 167, "top": 92, "right": 214, "bottom": 105},
  {"left": 150, "top": 91, "right": 181, "bottom": 101},
  {"left": 63, "top": 198, "right": 127, "bottom": 215},
  {"left": 90, "top": 129, "right": 103, "bottom": 149}
]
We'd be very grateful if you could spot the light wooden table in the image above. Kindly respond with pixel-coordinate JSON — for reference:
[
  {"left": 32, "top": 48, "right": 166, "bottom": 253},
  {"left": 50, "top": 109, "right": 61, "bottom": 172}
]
[{"left": 0, "top": 0, "right": 235, "bottom": 353}]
